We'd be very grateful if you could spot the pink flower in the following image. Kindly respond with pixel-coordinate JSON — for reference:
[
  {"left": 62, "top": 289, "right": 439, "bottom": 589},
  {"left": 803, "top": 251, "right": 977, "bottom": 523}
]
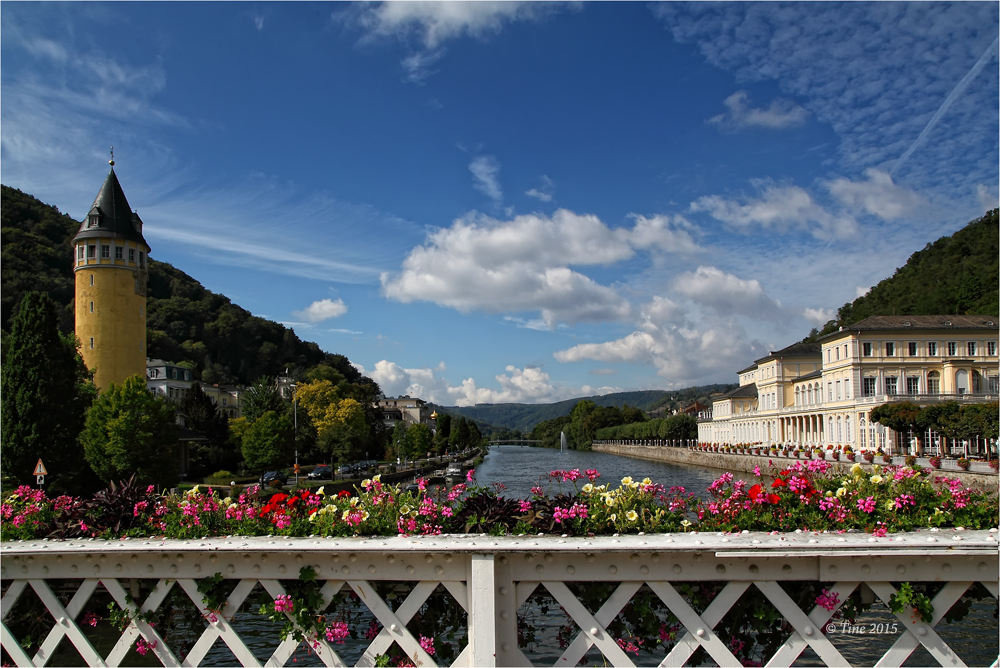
[
  {"left": 856, "top": 496, "right": 876, "bottom": 513},
  {"left": 325, "top": 621, "right": 350, "bottom": 644},
  {"left": 82, "top": 611, "right": 101, "bottom": 627},
  {"left": 531, "top": 485, "right": 544, "bottom": 497},
  {"left": 815, "top": 589, "right": 840, "bottom": 611},
  {"left": 273, "top": 595, "right": 294, "bottom": 613},
  {"left": 753, "top": 465, "right": 762, "bottom": 477},
  {"left": 465, "top": 469, "right": 475, "bottom": 483},
  {"left": 419, "top": 635, "right": 435, "bottom": 656},
  {"left": 135, "top": 639, "right": 157, "bottom": 656},
  {"left": 585, "top": 469, "right": 601, "bottom": 481},
  {"left": 366, "top": 620, "right": 381, "bottom": 639},
  {"left": 417, "top": 478, "right": 428, "bottom": 491},
  {"left": 518, "top": 500, "right": 532, "bottom": 513}
]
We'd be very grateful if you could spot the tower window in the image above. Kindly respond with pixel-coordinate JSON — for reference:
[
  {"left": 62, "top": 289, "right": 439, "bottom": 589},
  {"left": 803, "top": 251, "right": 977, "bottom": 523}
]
[
  {"left": 87, "top": 214, "right": 99, "bottom": 228},
  {"left": 87, "top": 245, "right": 96, "bottom": 258},
  {"left": 128, "top": 248, "right": 135, "bottom": 263},
  {"left": 139, "top": 251, "right": 145, "bottom": 267},
  {"left": 89, "top": 337, "right": 94, "bottom": 349},
  {"left": 89, "top": 274, "right": 94, "bottom": 286},
  {"left": 115, "top": 246, "right": 123, "bottom": 260},
  {"left": 90, "top": 301, "right": 94, "bottom": 313},
  {"left": 140, "top": 340, "right": 144, "bottom": 351},
  {"left": 140, "top": 305, "right": 144, "bottom": 317},
  {"left": 101, "top": 245, "right": 110, "bottom": 259},
  {"left": 77, "top": 246, "right": 84, "bottom": 261}
]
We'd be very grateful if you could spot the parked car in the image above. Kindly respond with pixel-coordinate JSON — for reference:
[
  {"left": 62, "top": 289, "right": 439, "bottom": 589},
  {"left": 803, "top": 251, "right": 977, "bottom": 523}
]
[
  {"left": 262, "top": 471, "right": 288, "bottom": 486},
  {"left": 307, "top": 465, "right": 332, "bottom": 481},
  {"left": 338, "top": 465, "right": 353, "bottom": 475}
]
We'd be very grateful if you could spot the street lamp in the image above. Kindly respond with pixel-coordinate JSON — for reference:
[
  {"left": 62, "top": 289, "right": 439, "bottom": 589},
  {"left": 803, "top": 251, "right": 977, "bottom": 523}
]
[{"left": 291, "top": 383, "right": 298, "bottom": 486}]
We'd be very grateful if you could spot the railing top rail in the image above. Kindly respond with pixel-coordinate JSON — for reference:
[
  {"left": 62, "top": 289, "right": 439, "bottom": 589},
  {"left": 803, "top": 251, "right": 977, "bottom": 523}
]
[{"left": 3, "top": 528, "right": 996, "bottom": 556}]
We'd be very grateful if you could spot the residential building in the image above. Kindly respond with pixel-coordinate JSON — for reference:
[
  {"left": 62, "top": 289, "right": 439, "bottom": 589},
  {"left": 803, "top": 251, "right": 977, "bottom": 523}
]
[
  {"left": 378, "top": 395, "right": 434, "bottom": 429},
  {"left": 698, "top": 316, "right": 998, "bottom": 453},
  {"left": 146, "top": 358, "right": 242, "bottom": 419}
]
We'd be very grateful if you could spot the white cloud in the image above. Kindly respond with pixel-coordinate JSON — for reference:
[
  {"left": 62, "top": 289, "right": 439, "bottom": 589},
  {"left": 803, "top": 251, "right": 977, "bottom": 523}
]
[
  {"left": 673, "top": 266, "right": 783, "bottom": 320},
  {"left": 976, "top": 184, "right": 999, "bottom": 212},
  {"left": 526, "top": 175, "right": 555, "bottom": 202},
  {"left": 254, "top": 16, "right": 264, "bottom": 31},
  {"left": 825, "top": 169, "right": 924, "bottom": 220},
  {"left": 803, "top": 307, "right": 836, "bottom": 326},
  {"left": 291, "top": 298, "right": 348, "bottom": 323},
  {"left": 469, "top": 155, "right": 503, "bottom": 202},
  {"left": 357, "top": 359, "right": 614, "bottom": 406},
  {"left": 708, "top": 90, "right": 808, "bottom": 130},
  {"left": 628, "top": 214, "right": 701, "bottom": 255},
  {"left": 690, "top": 182, "right": 857, "bottom": 240}
]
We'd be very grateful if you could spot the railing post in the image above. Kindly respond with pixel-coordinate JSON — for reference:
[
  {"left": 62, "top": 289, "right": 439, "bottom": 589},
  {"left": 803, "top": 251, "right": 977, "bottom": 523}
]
[{"left": 468, "top": 553, "right": 497, "bottom": 666}]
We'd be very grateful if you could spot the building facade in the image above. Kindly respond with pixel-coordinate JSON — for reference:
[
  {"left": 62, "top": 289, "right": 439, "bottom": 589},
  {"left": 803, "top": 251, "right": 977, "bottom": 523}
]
[
  {"left": 73, "top": 164, "right": 151, "bottom": 391},
  {"left": 378, "top": 395, "right": 434, "bottom": 429},
  {"left": 698, "top": 316, "right": 999, "bottom": 452},
  {"left": 146, "top": 358, "right": 242, "bottom": 419}
]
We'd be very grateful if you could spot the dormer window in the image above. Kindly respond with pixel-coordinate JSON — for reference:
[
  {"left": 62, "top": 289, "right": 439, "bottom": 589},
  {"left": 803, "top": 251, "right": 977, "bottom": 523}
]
[{"left": 87, "top": 213, "right": 99, "bottom": 228}]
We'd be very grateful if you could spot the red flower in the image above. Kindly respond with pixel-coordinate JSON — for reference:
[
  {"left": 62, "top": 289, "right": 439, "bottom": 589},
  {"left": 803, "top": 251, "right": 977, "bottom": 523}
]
[
  {"left": 768, "top": 494, "right": 781, "bottom": 504},
  {"left": 269, "top": 493, "right": 289, "bottom": 504},
  {"left": 748, "top": 484, "right": 764, "bottom": 500},
  {"left": 338, "top": 490, "right": 351, "bottom": 498},
  {"left": 771, "top": 478, "right": 786, "bottom": 488}
]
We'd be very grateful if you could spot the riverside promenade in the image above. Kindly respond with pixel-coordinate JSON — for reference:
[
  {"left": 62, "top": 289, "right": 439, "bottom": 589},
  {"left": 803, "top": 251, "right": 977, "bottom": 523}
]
[{"left": 592, "top": 442, "right": 999, "bottom": 492}]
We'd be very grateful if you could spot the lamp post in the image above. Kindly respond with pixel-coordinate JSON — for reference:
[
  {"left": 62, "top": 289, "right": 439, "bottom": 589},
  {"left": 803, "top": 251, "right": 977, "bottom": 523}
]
[{"left": 291, "top": 383, "right": 298, "bottom": 486}]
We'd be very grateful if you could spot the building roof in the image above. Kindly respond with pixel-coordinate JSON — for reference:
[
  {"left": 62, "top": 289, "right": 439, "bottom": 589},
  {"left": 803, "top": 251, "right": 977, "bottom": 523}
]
[
  {"left": 794, "top": 369, "right": 823, "bottom": 382},
  {"left": 720, "top": 383, "right": 758, "bottom": 399},
  {"left": 821, "top": 315, "right": 998, "bottom": 340},
  {"left": 754, "top": 341, "right": 821, "bottom": 364},
  {"left": 73, "top": 168, "right": 150, "bottom": 250}
]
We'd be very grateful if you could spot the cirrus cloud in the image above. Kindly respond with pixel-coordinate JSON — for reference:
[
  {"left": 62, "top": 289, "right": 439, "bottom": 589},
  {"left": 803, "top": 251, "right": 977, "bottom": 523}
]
[{"left": 708, "top": 90, "right": 808, "bottom": 130}]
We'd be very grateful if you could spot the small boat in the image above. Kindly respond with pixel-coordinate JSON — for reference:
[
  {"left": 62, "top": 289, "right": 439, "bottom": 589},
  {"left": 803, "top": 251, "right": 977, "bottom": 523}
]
[{"left": 445, "top": 462, "right": 463, "bottom": 478}]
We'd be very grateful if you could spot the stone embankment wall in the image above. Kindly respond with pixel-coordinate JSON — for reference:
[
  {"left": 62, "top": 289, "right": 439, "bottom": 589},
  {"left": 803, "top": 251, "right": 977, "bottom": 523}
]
[{"left": 592, "top": 443, "right": 999, "bottom": 493}]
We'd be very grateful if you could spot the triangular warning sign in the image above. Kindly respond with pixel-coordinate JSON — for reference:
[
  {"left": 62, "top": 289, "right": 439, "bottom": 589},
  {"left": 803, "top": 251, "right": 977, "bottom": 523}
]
[{"left": 33, "top": 459, "right": 47, "bottom": 476}]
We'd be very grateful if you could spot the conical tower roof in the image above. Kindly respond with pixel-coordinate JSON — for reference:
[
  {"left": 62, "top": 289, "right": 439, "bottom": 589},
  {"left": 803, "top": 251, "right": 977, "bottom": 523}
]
[{"left": 73, "top": 168, "right": 150, "bottom": 251}]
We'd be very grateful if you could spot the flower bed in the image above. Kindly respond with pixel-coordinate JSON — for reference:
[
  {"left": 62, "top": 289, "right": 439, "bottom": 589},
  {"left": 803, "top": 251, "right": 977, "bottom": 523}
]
[{"left": 2, "top": 462, "right": 996, "bottom": 542}]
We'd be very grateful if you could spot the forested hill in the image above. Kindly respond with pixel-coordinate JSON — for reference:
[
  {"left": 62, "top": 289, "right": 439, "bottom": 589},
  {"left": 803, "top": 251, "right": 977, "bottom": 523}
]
[
  {"left": 1, "top": 185, "right": 363, "bottom": 386},
  {"left": 806, "top": 209, "right": 999, "bottom": 341},
  {"left": 433, "top": 384, "right": 735, "bottom": 432}
]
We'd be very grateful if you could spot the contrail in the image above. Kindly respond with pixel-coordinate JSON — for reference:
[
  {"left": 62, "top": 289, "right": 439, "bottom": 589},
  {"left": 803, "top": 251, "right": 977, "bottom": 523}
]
[{"left": 891, "top": 36, "right": 999, "bottom": 177}]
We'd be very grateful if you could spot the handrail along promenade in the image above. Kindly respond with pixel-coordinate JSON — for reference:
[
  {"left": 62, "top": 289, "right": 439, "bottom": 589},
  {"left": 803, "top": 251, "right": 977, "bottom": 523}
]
[{"left": 2, "top": 530, "right": 998, "bottom": 667}]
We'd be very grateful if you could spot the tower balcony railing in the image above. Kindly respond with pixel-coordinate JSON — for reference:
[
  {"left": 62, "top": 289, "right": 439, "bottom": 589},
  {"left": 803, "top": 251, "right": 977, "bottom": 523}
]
[{"left": 2, "top": 532, "right": 997, "bottom": 667}]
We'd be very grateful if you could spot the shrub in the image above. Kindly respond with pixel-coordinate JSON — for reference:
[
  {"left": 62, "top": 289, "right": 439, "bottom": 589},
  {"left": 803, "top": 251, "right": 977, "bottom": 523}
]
[
  {"left": 904, "top": 455, "right": 916, "bottom": 467},
  {"left": 882, "top": 454, "right": 892, "bottom": 464},
  {"left": 863, "top": 451, "right": 875, "bottom": 462},
  {"left": 831, "top": 451, "right": 840, "bottom": 461},
  {"left": 846, "top": 452, "right": 856, "bottom": 462},
  {"left": 957, "top": 458, "right": 970, "bottom": 471}
]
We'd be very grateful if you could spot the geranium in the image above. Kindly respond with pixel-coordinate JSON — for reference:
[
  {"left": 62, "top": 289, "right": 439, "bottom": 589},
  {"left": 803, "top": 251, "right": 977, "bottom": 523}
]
[{"left": 325, "top": 621, "right": 349, "bottom": 644}]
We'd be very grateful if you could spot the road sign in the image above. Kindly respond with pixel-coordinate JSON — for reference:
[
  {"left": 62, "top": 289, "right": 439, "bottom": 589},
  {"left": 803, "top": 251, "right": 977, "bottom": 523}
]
[
  {"left": 37, "top": 475, "right": 45, "bottom": 486},
  {"left": 33, "top": 459, "right": 47, "bottom": 476}
]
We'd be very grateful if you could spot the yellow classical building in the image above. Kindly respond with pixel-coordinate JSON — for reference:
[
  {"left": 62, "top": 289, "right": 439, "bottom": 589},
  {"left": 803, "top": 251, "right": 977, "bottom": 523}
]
[
  {"left": 698, "top": 315, "right": 999, "bottom": 454},
  {"left": 73, "top": 164, "right": 150, "bottom": 391}
]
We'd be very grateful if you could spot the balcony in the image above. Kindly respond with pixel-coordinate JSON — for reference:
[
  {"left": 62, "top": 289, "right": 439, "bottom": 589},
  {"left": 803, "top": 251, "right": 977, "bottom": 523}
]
[{"left": 2, "top": 532, "right": 997, "bottom": 667}]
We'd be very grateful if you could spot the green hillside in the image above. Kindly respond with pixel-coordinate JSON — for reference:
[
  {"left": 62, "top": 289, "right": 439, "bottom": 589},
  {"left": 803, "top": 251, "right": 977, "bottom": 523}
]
[
  {"left": 433, "top": 385, "right": 734, "bottom": 432},
  {"left": 806, "top": 209, "right": 999, "bottom": 340},
  {"left": 1, "top": 185, "right": 361, "bottom": 386}
]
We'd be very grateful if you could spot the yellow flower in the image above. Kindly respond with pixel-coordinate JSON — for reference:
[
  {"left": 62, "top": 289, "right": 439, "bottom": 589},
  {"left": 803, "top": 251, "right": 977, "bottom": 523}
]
[
  {"left": 610, "top": 513, "right": 617, "bottom": 522},
  {"left": 850, "top": 463, "right": 862, "bottom": 476},
  {"left": 681, "top": 519, "right": 692, "bottom": 528},
  {"left": 825, "top": 491, "right": 834, "bottom": 497},
  {"left": 621, "top": 476, "right": 633, "bottom": 486},
  {"left": 870, "top": 475, "right": 883, "bottom": 484},
  {"left": 187, "top": 485, "right": 200, "bottom": 496},
  {"left": 350, "top": 497, "right": 360, "bottom": 507},
  {"left": 400, "top": 505, "right": 411, "bottom": 516},
  {"left": 342, "top": 509, "right": 351, "bottom": 520},
  {"left": 836, "top": 488, "right": 847, "bottom": 497},
  {"left": 625, "top": 510, "right": 639, "bottom": 522},
  {"left": 316, "top": 486, "right": 326, "bottom": 497},
  {"left": 361, "top": 479, "right": 371, "bottom": 489},
  {"left": 373, "top": 474, "right": 382, "bottom": 483},
  {"left": 886, "top": 500, "right": 896, "bottom": 511},
  {"left": 641, "top": 478, "right": 652, "bottom": 485},
  {"left": 604, "top": 496, "right": 617, "bottom": 507},
  {"left": 629, "top": 481, "right": 640, "bottom": 489},
  {"left": 582, "top": 483, "right": 594, "bottom": 493}
]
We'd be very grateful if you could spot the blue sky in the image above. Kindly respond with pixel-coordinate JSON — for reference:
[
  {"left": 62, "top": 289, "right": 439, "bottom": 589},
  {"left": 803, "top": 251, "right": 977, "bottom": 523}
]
[{"left": 3, "top": 2, "right": 998, "bottom": 406}]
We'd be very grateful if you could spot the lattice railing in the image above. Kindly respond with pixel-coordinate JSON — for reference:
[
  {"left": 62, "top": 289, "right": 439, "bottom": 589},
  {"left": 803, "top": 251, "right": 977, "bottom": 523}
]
[{"left": 2, "top": 530, "right": 998, "bottom": 667}]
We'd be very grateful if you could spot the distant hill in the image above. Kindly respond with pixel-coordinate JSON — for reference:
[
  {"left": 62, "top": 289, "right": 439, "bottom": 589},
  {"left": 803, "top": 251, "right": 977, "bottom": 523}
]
[
  {"left": 432, "top": 386, "right": 735, "bottom": 432},
  {"left": 806, "top": 209, "right": 999, "bottom": 341},
  {"left": 1, "top": 185, "right": 363, "bottom": 386}
]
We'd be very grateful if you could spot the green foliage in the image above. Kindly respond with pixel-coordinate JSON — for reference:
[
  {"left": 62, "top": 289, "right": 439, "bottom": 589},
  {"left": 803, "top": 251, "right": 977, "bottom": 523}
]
[
  {"left": 806, "top": 209, "right": 999, "bottom": 340},
  {"left": 529, "top": 414, "right": 571, "bottom": 448},
  {"left": 450, "top": 416, "right": 471, "bottom": 449},
  {"left": 179, "top": 382, "right": 238, "bottom": 479},
  {"left": 240, "top": 410, "right": 294, "bottom": 474},
  {"left": 197, "top": 572, "right": 227, "bottom": 615},
  {"left": 595, "top": 412, "right": 699, "bottom": 441},
  {"left": 888, "top": 582, "right": 934, "bottom": 623},
  {"left": 404, "top": 423, "right": 433, "bottom": 459},
  {"left": 1, "top": 291, "right": 97, "bottom": 494},
  {"left": 81, "top": 375, "right": 178, "bottom": 487},
  {"left": 877, "top": 401, "right": 997, "bottom": 443}
]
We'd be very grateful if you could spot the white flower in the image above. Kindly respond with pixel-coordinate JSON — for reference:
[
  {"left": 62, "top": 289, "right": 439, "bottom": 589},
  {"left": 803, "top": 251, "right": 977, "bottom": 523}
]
[
  {"left": 850, "top": 463, "right": 862, "bottom": 476},
  {"left": 621, "top": 476, "right": 633, "bottom": 486},
  {"left": 582, "top": 483, "right": 594, "bottom": 494},
  {"left": 610, "top": 513, "right": 617, "bottom": 522},
  {"left": 625, "top": 510, "right": 639, "bottom": 522},
  {"left": 836, "top": 488, "right": 847, "bottom": 497},
  {"left": 870, "top": 475, "right": 883, "bottom": 484},
  {"left": 400, "top": 505, "right": 412, "bottom": 516},
  {"left": 316, "top": 486, "right": 326, "bottom": 497}
]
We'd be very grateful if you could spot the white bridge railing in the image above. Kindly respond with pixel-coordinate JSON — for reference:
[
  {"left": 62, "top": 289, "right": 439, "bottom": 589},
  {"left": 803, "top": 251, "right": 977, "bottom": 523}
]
[{"left": 2, "top": 530, "right": 998, "bottom": 667}]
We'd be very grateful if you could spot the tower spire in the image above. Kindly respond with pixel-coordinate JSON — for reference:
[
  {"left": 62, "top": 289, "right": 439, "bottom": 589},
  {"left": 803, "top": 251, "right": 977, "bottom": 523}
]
[{"left": 109, "top": 146, "right": 115, "bottom": 167}]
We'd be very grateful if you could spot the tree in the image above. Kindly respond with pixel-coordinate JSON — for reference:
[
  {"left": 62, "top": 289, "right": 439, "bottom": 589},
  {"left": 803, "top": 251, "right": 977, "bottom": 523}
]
[
  {"left": 660, "top": 414, "right": 698, "bottom": 440},
  {"left": 871, "top": 402, "right": 923, "bottom": 452},
  {"left": 621, "top": 404, "right": 647, "bottom": 425},
  {"left": 241, "top": 377, "right": 286, "bottom": 422},
  {"left": 450, "top": 417, "right": 471, "bottom": 450},
  {"left": 434, "top": 413, "right": 452, "bottom": 452},
  {"left": 81, "top": 374, "right": 178, "bottom": 487},
  {"left": 296, "top": 379, "right": 368, "bottom": 462},
  {"left": 1, "top": 291, "right": 97, "bottom": 494},
  {"left": 240, "top": 410, "right": 294, "bottom": 476},
  {"left": 389, "top": 421, "right": 409, "bottom": 461},
  {"left": 467, "top": 421, "right": 482, "bottom": 448},
  {"left": 179, "top": 383, "right": 236, "bottom": 478},
  {"left": 568, "top": 400, "right": 598, "bottom": 449},
  {"left": 404, "top": 423, "right": 433, "bottom": 460}
]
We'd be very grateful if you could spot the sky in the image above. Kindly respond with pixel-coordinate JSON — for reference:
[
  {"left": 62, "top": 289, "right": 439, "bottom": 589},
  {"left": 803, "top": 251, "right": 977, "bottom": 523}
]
[{"left": 2, "top": 2, "right": 998, "bottom": 407}]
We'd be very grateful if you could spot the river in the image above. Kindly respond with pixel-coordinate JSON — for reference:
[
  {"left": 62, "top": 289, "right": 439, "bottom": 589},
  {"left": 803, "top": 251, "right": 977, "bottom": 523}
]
[{"left": 473, "top": 444, "right": 750, "bottom": 500}]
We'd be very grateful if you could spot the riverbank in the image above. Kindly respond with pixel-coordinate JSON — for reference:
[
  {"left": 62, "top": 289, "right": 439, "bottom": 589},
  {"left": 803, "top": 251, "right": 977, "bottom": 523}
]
[{"left": 592, "top": 443, "right": 999, "bottom": 493}]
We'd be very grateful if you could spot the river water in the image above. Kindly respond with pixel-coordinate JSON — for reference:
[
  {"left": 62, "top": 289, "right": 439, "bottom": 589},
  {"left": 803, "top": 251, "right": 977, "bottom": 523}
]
[{"left": 473, "top": 444, "right": 748, "bottom": 500}]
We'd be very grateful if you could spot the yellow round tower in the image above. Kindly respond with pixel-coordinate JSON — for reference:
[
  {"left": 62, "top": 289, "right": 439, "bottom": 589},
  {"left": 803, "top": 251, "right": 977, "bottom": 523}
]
[{"left": 73, "top": 157, "right": 150, "bottom": 391}]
